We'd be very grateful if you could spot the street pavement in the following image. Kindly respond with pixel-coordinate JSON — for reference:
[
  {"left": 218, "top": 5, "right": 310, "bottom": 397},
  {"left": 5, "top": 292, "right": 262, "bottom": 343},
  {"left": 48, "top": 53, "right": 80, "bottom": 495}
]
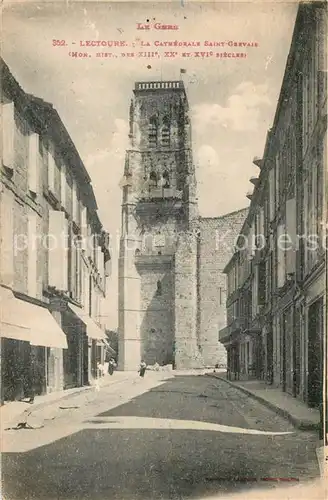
[{"left": 1, "top": 374, "right": 324, "bottom": 500}]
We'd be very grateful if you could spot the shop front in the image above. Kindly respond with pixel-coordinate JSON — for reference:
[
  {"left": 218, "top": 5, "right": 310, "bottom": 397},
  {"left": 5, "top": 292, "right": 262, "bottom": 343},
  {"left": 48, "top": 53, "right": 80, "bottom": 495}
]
[
  {"left": 0, "top": 285, "right": 68, "bottom": 403},
  {"left": 68, "top": 303, "right": 107, "bottom": 385}
]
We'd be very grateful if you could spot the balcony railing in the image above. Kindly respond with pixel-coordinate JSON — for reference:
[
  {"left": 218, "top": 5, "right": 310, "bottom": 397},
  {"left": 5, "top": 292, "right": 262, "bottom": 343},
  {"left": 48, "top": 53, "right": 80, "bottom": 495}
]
[
  {"left": 219, "top": 318, "right": 243, "bottom": 342},
  {"left": 135, "top": 81, "right": 184, "bottom": 91}
]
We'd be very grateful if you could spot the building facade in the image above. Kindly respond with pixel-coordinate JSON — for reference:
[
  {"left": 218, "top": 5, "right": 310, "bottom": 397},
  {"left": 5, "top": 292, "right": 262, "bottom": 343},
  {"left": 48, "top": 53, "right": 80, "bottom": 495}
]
[
  {"left": 118, "top": 80, "right": 247, "bottom": 370},
  {"left": 0, "top": 59, "right": 111, "bottom": 402},
  {"left": 219, "top": 1, "right": 327, "bottom": 410}
]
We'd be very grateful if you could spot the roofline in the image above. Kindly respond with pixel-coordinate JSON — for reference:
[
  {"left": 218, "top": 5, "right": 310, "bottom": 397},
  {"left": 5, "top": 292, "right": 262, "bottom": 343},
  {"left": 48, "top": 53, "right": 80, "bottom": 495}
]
[{"left": 133, "top": 79, "right": 187, "bottom": 99}]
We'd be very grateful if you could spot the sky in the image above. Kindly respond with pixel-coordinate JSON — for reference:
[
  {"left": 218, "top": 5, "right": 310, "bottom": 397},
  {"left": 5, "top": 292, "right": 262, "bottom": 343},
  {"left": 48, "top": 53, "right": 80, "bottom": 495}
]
[{"left": 2, "top": 0, "right": 298, "bottom": 329}]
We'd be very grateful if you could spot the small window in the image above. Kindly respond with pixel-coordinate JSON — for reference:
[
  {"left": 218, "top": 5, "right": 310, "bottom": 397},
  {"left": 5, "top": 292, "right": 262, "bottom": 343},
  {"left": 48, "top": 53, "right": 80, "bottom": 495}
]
[
  {"left": 149, "top": 171, "right": 158, "bottom": 188},
  {"left": 162, "top": 170, "right": 170, "bottom": 188},
  {"left": 156, "top": 280, "right": 162, "bottom": 296}
]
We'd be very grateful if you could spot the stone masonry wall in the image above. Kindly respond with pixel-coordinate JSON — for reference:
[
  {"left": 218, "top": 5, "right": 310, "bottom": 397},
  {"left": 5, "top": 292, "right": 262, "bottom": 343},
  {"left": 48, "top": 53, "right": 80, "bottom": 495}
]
[
  {"left": 198, "top": 208, "right": 248, "bottom": 367},
  {"left": 139, "top": 266, "right": 174, "bottom": 365},
  {"left": 175, "top": 231, "right": 203, "bottom": 369}
]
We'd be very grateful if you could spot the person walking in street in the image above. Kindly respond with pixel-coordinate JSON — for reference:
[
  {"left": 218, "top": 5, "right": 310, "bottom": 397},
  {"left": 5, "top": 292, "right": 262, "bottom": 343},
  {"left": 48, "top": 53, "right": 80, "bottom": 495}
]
[
  {"left": 108, "top": 358, "right": 116, "bottom": 376},
  {"left": 139, "top": 360, "right": 147, "bottom": 378}
]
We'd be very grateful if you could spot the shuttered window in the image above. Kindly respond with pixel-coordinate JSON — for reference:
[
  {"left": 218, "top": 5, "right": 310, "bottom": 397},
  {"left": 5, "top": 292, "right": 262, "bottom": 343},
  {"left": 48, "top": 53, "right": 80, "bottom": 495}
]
[
  {"left": 48, "top": 210, "right": 68, "bottom": 290},
  {"left": 28, "top": 133, "right": 39, "bottom": 194},
  {"left": 2, "top": 101, "right": 15, "bottom": 170},
  {"left": 27, "top": 213, "right": 38, "bottom": 297}
]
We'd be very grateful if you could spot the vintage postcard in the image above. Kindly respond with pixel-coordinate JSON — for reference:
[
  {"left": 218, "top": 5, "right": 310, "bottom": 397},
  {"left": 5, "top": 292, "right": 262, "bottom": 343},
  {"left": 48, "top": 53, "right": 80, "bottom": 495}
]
[{"left": 0, "top": 0, "right": 327, "bottom": 499}]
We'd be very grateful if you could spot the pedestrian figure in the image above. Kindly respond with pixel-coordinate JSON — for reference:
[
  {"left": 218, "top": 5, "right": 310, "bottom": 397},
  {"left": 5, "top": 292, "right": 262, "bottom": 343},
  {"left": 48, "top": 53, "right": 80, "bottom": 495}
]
[
  {"left": 139, "top": 360, "right": 147, "bottom": 377},
  {"left": 108, "top": 358, "right": 116, "bottom": 376}
]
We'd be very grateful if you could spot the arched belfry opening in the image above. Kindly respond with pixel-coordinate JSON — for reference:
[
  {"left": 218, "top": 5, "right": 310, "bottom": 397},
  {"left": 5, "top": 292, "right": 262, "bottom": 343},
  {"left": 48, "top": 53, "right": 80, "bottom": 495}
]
[
  {"left": 119, "top": 79, "right": 199, "bottom": 371},
  {"left": 162, "top": 170, "right": 170, "bottom": 188},
  {"left": 148, "top": 116, "right": 158, "bottom": 147},
  {"left": 149, "top": 171, "right": 158, "bottom": 188},
  {"left": 156, "top": 280, "right": 162, "bottom": 296},
  {"left": 161, "top": 116, "right": 171, "bottom": 147}
]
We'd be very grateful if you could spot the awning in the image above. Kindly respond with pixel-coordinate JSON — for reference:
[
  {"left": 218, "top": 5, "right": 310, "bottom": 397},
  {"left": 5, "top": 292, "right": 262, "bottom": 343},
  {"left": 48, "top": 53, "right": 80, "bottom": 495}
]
[
  {"left": 0, "top": 286, "right": 68, "bottom": 348},
  {"left": 68, "top": 303, "right": 106, "bottom": 340},
  {"left": 103, "top": 339, "right": 116, "bottom": 355}
]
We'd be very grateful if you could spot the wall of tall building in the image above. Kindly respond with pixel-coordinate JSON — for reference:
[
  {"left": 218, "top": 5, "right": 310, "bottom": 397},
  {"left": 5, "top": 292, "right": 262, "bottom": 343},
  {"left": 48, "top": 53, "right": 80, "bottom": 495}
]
[
  {"left": 218, "top": 2, "right": 327, "bottom": 411},
  {"left": 1, "top": 59, "right": 110, "bottom": 402}
]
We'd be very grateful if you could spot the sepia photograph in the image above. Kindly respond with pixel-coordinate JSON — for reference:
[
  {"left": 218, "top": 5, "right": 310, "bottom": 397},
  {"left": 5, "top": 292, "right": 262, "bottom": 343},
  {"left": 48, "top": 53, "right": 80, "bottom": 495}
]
[{"left": 0, "top": 0, "right": 327, "bottom": 499}]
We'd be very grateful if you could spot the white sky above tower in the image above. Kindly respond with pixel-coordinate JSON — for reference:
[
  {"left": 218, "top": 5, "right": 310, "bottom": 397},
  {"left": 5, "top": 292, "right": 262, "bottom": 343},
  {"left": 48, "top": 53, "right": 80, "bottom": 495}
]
[{"left": 2, "top": 0, "right": 298, "bottom": 328}]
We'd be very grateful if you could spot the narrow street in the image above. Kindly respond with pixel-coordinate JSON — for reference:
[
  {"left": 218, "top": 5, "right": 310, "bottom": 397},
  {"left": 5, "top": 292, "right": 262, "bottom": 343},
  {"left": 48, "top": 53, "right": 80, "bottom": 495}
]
[{"left": 2, "top": 374, "right": 321, "bottom": 500}]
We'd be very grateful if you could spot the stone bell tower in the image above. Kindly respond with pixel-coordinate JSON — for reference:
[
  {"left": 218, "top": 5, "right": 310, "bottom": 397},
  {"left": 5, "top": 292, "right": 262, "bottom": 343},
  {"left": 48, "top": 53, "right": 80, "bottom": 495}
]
[{"left": 118, "top": 80, "right": 201, "bottom": 371}]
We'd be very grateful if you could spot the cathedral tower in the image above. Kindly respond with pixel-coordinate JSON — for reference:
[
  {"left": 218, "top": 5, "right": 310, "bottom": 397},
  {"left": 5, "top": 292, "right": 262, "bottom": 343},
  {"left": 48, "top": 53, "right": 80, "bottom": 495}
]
[{"left": 118, "top": 80, "right": 201, "bottom": 370}]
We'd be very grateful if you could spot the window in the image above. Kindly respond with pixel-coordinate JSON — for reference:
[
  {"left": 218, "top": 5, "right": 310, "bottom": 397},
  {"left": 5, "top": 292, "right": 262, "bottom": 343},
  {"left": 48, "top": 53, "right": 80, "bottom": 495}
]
[
  {"left": 219, "top": 287, "right": 226, "bottom": 306},
  {"left": 156, "top": 280, "right": 162, "bottom": 296},
  {"left": 149, "top": 171, "right": 158, "bottom": 188},
  {"left": 48, "top": 144, "right": 56, "bottom": 195},
  {"left": 275, "top": 155, "right": 280, "bottom": 209},
  {"left": 161, "top": 116, "right": 170, "bottom": 147},
  {"left": 72, "top": 179, "right": 79, "bottom": 223},
  {"left": 28, "top": 133, "right": 39, "bottom": 195},
  {"left": 97, "top": 246, "right": 104, "bottom": 278},
  {"left": 269, "top": 167, "right": 275, "bottom": 221},
  {"left": 2, "top": 101, "right": 15, "bottom": 170},
  {"left": 72, "top": 238, "right": 82, "bottom": 302},
  {"left": 0, "top": 189, "right": 14, "bottom": 285},
  {"left": 148, "top": 116, "right": 158, "bottom": 147},
  {"left": 27, "top": 214, "right": 38, "bottom": 297},
  {"left": 48, "top": 210, "right": 68, "bottom": 290},
  {"left": 162, "top": 170, "right": 170, "bottom": 188},
  {"left": 154, "top": 233, "right": 165, "bottom": 248},
  {"left": 60, "top": 162, "right": 67, "bottom": 209},
  {"left": 277, "top": 223, "right": 286, "bottom": 288},
  {"left": 265, "top": 256, "right": 272, "bottom": 303},
  {"left": 285, "top": 198, "right": 297, "bottom": 274}
]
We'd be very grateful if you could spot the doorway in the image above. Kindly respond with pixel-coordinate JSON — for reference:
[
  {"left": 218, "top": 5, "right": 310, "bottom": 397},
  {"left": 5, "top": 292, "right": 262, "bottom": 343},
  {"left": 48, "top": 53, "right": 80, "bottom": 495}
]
[
  {"left": 307, "top": 298, "right": 323, "bottom": 408},
  {"left": 281, "top": 314, "right": 287, "bottom": 392},
  {"left": 266, "top": 325, "right": 274, "bottom": 384},
  {"left": 293, "top": 308, "right": 301, "bottom": 397}
]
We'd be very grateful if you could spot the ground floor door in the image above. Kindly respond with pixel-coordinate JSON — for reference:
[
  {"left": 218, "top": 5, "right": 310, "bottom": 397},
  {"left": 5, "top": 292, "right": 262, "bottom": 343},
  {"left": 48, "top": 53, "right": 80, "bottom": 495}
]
[
  {"left": 293, "top": 308, "right": 301, "bottom": 397},
  {"left": 1, "top": 338, "right": 30, "bottom": 401},
  {"left": 281, "top": 308, "right": 294, "bottom": 394},
  {"left": 266, "top": 325, "right": 274, "bottom": 384},
  {"left": 62, "top": 311, "right": 84, "bottom": 389},
  {"left": 82, "top": 336, "right": 89, "bottom": 385},
  {"left": 281, "top": 314, "right": 286, "bottom": 392},
  {"left": 307, "top": 297, "right": 323, "bottom": 408},
  {"left": 30, "top": 346, "right": 47, "bottom": 397}
]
